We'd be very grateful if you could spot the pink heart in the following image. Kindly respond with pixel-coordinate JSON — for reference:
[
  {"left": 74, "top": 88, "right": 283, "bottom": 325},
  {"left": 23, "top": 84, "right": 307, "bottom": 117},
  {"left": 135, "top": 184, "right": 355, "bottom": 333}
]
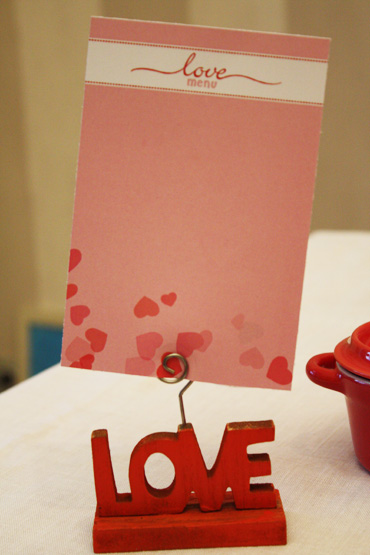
[
  {"left": 176, "top": 332, "right": 204, "bottom": 358},
  {"left": 231, "top": 314, "right": 245, "bottom": 330},
  {"left": 136, "top": 332, "right": 163, "bottom": 360},
  {"left": 267, "top": 356, "right": 292, "bottom": 385},
  {"left": 65, "top": 337, "right": 91, "bottom": 362},
  {"left": 70, "top": 305, "right": 90, "bottom": 326},
  {"left": 197, "top": 330, "right": 213, "bottom": 352},
  {"left": 125, "top": 357, "right": 156, "bottom": 376},
  {"left": 79, "top": 354, "right": 95, "bottom": 369},
  {"left": 85, "top": 328, "right": 108, "bottom": 352},
  {"left": 161, "top": 292, "right": 177, "bottom": 307},
  {"left": 66, "top": 284, "right": 78, "bottom": 299},
  {"left": 69, "top": 249, "right": 82, "bottom": 272},
  {"left": 240, "top": 347, "right": 264, "bottom": 369},
  {"left": 240, "top": 322, "right": 264, "bottom": 344},
  {"left": 134, "top": 296, "right": 159, "bottom": 318}
]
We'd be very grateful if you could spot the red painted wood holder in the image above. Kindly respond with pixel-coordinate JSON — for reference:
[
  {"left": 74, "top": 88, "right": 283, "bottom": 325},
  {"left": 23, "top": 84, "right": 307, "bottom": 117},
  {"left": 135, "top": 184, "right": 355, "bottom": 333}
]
[{"left": 91, "top": 420, "right": 286, "bottom": 552}]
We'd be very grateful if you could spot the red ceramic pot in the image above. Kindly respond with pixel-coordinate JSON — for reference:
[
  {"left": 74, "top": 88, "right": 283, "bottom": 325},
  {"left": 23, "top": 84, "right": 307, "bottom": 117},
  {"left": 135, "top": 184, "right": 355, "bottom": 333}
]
[{"left": 306, "top": 322, "right": 370, "bottom": 471}]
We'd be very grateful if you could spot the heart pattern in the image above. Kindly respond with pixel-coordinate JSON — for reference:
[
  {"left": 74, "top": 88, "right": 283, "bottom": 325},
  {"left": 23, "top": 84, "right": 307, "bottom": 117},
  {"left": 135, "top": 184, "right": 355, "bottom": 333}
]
[
  {"left": 69, "top": 249, "right": 82, "bottom": 272},
  {"left": 70, "top": 305, "right": 90, "bottom": 326},
  {"left": 161, "top": 292, "right": 177, "bottom": 307},
  {"left": 136, "top": 332, "right": 163, "bottom": 360},
  {"left": 66, "top": 284, "right": 78, "bottom": 299},
  {"left": 64, "top": 248, "right": 108, "bottom": 371},
  {"left": 65, "top": 337, "right": 91, "bottom": 362},
  {"left": 197, "top": 330, "right": 213, "bottom": 352},
  {"left": 176, "top": 332, "right": 204, "bottom": 358},
  {"left": 65, "top": 252, "right": 291, "bottom": 389},
  {"left": 231, "top": 314, "right": 245, "bottom": 330},
  {"left": 240, "top": 322, "right": 264, "bottom": 344},
  {"left": 85, "top": 328, "right": 108, "bottom": 353},
  {"left": 79, "top": 354, "right": 95, "bottom": 369},
  {"left": 239, "top": 347, "right": 265, "bottom": 369},
  {"left": 70, "top": 353, "right": 95, "bottom": 369},
  {"left": 134, "top": 296, "right": 160, "bottom": 318},
  {"left": 70, "top": 361, "right": 82, "bottom": 368},
  {"left": 267, "top": 356, "right": 292, "bottom": 385}
]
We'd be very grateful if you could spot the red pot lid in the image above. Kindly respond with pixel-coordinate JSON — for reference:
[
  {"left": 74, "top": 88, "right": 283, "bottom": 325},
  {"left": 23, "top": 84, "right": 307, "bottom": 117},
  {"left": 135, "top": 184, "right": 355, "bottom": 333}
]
[{"left": 334, "top": 322, "right": 370, "bottom": 379}]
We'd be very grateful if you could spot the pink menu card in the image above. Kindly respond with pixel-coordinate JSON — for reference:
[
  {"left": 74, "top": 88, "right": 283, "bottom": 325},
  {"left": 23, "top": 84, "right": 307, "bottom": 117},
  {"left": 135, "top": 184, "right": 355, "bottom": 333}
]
[{"left": 61, "top": 17, "right": 329, "bottom": 390}]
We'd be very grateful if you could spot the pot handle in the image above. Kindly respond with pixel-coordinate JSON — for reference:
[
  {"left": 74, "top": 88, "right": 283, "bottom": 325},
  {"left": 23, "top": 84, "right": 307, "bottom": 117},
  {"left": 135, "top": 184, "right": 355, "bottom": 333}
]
[{"left": 306, "top": 353, "right": 344, "bottom": 393}]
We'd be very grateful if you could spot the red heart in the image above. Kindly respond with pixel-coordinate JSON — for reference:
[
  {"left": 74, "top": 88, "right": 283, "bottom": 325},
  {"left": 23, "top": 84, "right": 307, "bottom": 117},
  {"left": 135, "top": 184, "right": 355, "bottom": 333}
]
[
  {"left": 267, "top": 356, "right": 292, "bottom": 385},
  {"left": 231, "top": 314, "right": 245, "bottom": 330},
  {"left": 136, "top": 332, "right": 163, "bottom": 360},
  {"left": 134, "top": 296, "right": 159, "bottom": 318},
  {"left": 176, "top": 332, "right": 204, "bottom": 358},
  {"left": 66, "top": 284, "right": 78, "bottom": 299},
  {"left": 69, "top": 249, "right": 82, "bottom": 272},
  {"left": 125, "top": 357, "right": 156, "bottom": 376},
  {"left": 240, "top": 348, "right": 264, "bottom": 369},
  {"left": 70, "top": 305, "right": 90, "bottom": 325},
  {"left": 85, "top": 328, "right": 107, "bottom": 353},
  {"left": 161, "top": 292, "right": 177, "bottom": 307},
  {"left": 197, "top": 330, "right": 213, "bottom": 352},
  {"left": 79, "top": 354, "right": 95, "bottom": 369},
  {"left": 70, "top": 353, "right": 95, "bottom": 369},
  {"left": 156, "top": 352, "right": 184, "bottom": 379}
]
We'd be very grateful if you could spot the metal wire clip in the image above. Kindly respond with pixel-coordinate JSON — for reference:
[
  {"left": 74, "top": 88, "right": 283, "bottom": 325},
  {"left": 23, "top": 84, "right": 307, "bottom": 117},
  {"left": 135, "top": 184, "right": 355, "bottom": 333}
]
[{"left": 159, "top": 352, "right": 193, "bottom": 426}]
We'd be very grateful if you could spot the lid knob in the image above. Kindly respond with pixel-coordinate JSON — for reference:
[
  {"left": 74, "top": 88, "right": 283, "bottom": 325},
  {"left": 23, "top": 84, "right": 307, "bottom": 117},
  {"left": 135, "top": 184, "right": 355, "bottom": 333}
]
[{"left": 334, "top": 322, "right": 370, "bottom": 379}]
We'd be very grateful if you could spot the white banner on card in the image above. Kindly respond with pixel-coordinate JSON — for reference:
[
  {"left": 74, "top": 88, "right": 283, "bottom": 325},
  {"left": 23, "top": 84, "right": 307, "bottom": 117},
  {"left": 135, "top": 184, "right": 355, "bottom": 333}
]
[{"left": 85, "top": 39, "right": 328, "bottom": 105}]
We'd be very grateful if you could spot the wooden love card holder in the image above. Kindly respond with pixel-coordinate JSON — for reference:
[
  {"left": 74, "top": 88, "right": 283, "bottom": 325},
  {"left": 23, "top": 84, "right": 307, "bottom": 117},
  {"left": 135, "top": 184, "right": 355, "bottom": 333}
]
[{"left": 91, "top": 418, "right": 286, "bottom": 552}]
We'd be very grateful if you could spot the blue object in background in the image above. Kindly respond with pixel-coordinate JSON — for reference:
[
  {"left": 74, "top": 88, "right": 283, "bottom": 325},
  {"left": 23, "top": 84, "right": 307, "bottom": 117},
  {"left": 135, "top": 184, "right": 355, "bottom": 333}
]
[{"left": 29, "top": 324, "right": 63, "bottom": 376}]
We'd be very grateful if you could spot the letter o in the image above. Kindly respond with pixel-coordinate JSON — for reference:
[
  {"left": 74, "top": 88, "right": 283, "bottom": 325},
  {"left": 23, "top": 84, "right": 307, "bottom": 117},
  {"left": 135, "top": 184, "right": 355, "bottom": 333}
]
[{"left": 128, "top": 432, "right": 188, "bottom": 513}]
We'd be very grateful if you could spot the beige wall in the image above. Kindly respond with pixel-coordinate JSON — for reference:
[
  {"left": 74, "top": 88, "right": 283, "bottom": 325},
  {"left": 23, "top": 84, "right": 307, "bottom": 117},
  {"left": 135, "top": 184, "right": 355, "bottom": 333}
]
[
  {"left": 0, "top": 2, "right": 36, "bottom": 367},
  {"left": 288, "top": 0, "right": 370, "bottom": 231},
  {"left": 11, "top": 1, "right": 99, "bottom": 312},
  {"left": 187, "top": 0, "right": 287, "bottom": 31},
  {"left": 1, "top": 1, "right": 369, "bottom": 378},
  {"left": 102, "top": 0, "right": 188, "bottom": 22}
]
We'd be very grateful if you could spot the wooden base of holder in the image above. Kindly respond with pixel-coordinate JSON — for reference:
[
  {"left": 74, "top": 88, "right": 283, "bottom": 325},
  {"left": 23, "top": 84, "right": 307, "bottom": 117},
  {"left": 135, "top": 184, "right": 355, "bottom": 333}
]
[{"left": 93, "top": 489, "right": 286, "bottom": 553}]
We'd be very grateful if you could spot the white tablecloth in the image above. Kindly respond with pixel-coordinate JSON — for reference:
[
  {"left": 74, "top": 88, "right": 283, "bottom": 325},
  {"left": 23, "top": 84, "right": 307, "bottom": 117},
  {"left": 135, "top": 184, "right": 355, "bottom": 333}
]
[{"left": 1, "top": 231, "right": 370, "bottom": 554}]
